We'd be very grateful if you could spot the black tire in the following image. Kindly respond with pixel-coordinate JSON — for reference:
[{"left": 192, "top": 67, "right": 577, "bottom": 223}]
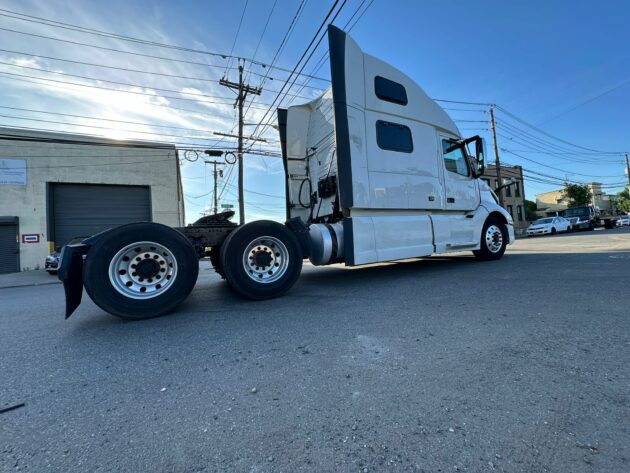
[
  {"left": 208, "top": 246, "right": 226, "bottom": 279},
  {"left": 83, "top": 223, "right": 199, "bottom": 320},
  {"left": 47, "top": 270, "right": 58, "bottom": 276},
  {"left": 220, "top": 220, "right": 302, "bottom": 300},
  {"left": 551, "top": 227, "right": 557, "bottom": 235},
  {"left": 473, "top": 216, "right": 508, "bottom": 261}
]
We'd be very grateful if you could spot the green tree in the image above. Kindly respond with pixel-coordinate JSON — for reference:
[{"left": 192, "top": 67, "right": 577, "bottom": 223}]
[
  {"left": 617, "top": 188, "right": 630, "bottom": 214},
  {"left": 562, "top": 183, "right": 593, "bottom": 208},
  {"left": 525, "top": 199, "right": 538, "bottom": 221}
]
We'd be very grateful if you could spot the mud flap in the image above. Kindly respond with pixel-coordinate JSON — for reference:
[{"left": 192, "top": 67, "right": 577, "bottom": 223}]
[{"left": 58, "top": 244, "right": 90, "bottom": 318}]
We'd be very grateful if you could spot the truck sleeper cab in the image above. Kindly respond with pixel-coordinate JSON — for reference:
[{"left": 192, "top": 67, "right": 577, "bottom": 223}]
[{"left": 58, "top": 25, "right": 513, "bottom": 320}]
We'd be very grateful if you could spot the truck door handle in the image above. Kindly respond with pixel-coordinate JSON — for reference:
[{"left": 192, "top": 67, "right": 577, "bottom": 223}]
[
  {"left": 428, "top": 196, "right": 435, "bottom": 201},
  {"left": 447, "top": 197, "right": 455, "bottom": 203}
]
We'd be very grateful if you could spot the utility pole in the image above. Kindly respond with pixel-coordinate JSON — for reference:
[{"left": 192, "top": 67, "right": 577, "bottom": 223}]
[
  {"left": 205, "top": 160, "right": 223, "bottom": 214},
  {"left": 220, "top": 61, "right": 262, "bottom": 224},
  {"left": 625, "top": 153, "right": 630, "bottom": 190},
  {"left": 489, "top": 105, "right": 504, "bottom": 208}
]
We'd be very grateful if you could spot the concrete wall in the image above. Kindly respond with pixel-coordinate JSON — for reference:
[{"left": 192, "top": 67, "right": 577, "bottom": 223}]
[{"left": 0, "top": 128, "right": 184, "bottom": 271}]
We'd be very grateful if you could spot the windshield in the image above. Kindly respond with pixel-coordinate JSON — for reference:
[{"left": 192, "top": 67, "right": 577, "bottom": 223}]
[
  {"left": 564, "top": 208, "right": 589, "bottom": 218},
  {"left": 534, "top": 218, "right": 553, "bottom": 225}
]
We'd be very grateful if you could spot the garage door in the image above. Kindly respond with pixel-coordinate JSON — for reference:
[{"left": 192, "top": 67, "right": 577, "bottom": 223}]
[
  {"left": 0, "top": 217, "right": 19, "bottom": 274},
  {"left": 51, "top": 184, "right": 151, "bottom": 247}
]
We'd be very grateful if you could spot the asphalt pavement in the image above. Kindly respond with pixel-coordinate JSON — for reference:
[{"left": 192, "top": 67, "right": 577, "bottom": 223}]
[{"left": 1, "top": 228, "right": 629, "bottom": 472}]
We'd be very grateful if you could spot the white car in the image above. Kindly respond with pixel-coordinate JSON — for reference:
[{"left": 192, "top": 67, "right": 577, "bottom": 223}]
[
  {"left": 617, "top": 215, "right": 630, "bottom": 226},
  {"left": 527, "top": 217, "right": 571, "bottom": 236}
]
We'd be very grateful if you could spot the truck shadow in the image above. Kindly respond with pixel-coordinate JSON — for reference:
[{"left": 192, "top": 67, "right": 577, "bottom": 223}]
[{"left": 67, "top": 248, "right": 630, "bottom": 336}]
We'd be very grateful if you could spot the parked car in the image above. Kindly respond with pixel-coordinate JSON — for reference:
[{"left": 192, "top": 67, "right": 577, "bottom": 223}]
[
  {"left": 45, "top": 237, "right": 88, "bottom": 275},
  {"left": 617, "top": 215, "right": 630, "bottom": 226},
  {"left": 527, "top": 217, "right": 571, "bottom": 236}
]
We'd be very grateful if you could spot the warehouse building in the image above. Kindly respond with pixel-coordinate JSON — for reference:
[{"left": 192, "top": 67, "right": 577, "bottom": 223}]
[{"left": 0, "top": 127, "right": 184, "bottom": 273}]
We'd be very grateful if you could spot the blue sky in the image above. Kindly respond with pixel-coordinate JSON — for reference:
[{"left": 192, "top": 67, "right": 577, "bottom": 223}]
[{"left": 1, "top": 0, "right": 628, "bottom": 223}]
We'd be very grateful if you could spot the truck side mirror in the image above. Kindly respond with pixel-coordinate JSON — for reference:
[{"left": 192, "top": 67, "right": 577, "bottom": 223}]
[
  {"left": 466, "top": 136, "right": 485, "bottom": 178},
  {"left": 475, "top": 138, "right": 485, "bottom": 173}
]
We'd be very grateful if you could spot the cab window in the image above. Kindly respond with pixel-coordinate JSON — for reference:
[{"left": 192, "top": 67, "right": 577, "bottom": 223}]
[
  {"left": 374, "top": 76, "right": 408, "bottom": 105},
  {"left": 442, "top": 139, "right": 469, "bottom": 177},
  {"left": 376, "top": 121, "right": 413, "bottom": 153}
]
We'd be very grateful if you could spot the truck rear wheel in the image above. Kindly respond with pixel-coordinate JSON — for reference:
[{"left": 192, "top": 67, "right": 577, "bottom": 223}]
[
  {"left": 473, "top": 217, "right": 508, "bottom": 261},
  {"left": 220, "top": 220, "right": 302, "bottom": 300},
  {"left": 83, "top": 223, "right": 199, "bottom": 319}
]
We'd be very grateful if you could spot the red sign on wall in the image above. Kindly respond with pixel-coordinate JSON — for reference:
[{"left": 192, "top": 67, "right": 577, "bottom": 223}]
[{"left": 21, "top": 234, "right": 40, "bottom": 243}]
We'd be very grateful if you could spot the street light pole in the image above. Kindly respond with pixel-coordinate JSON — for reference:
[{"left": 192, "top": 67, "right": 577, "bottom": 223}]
[
  {"left": 205, "top": 160, "right": 223, "bottom": 214},
  {"left": 204, "top": 150, "right": 225, "bottom": 215}
]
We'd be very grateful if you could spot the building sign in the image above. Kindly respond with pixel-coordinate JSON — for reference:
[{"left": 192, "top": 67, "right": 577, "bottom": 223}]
[
  {"left": 0, "top": 159, "right": 27, "bottom": 185},
  {"left": 22, "top": 234, "right": 40, "bottom": 243}
]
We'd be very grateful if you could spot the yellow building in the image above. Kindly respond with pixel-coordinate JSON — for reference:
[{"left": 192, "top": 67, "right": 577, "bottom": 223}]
[{"left": 535, "top": 183, "right": 617, "bottom": 217}]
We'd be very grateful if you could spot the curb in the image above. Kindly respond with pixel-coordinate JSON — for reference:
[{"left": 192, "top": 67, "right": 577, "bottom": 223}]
[{"left": 0, "top": 280, "right": 62, "bottom": 290}]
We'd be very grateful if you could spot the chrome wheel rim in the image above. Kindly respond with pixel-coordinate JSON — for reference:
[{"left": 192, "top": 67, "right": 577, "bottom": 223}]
[
  {"left": 242, "top": 236, "right": 289, "bottom": 284},
  {"left": 108, "top": 241, "right": 177, "bottom": 299},
  {"left": 485, "top": 225, "right": 504, "bottom": 253}
]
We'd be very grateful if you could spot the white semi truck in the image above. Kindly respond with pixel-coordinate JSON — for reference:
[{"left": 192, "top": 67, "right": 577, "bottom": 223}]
[{"left": 58, "top": 26, "right": 514, "bottom": 320}]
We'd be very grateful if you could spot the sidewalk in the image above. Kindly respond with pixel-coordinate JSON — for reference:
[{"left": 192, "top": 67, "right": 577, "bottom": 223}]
[{"left": 0, "top": 270, "right": 62, "bottom": 289}]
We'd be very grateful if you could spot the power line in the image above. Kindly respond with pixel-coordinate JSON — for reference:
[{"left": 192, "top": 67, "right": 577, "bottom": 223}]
[
  {"left": 17, "top": 156, "right": 175, "bottom": 170},
  {"left": 494, "top": 105, "right": 626, "bottom": 154},
  {"left": 0, "top": 104, "right": 279, "bottom": 139},
  {"left": 0, "top": 112, "right": 264, "bottom": 142},
  {"left": 242, "top": 0, "right": 308, "bottom": 117},
  {"left": 188, "top": 181, "right": 283, "bottom": 200},
  {"left": 539, "top": 76, "right": 630, "bottom": 125},
  {"left": 0, "top": 48, "right": 322, "bottom": 101},
  {"left": 0, "top": 69, "right": 272, "bottom": 109},
  {"left": 0, "top": 9, "right": 232, "bottom": 60},
  {"left": 495, "top": 131, "right": 615, "bottom": 169},
  {"left": 0, "top": 72, "right": 270, "bottom": 125},
  {"left": 494, "top": 116, "right": 622, "bottom": 158},
  {"left": 0, "top": 47, "right": 227, "bottom": 78},
  {"left": 494, "top": 125, "right": 621, "bottom": 164},
  {"left": 0, "top": 26, "right": 232, "bottom": 70},
  {"left": 284, "top": 0, "right": 376, "bottom": 107},
  {"left": 248, "top": 0, "right": 278, "bottom": 67},
  {"left": 0, "top": 16, "right": 330, "bottom": 82},
  {"left": 224, "top": 0, "right": 250, "bottom": 76},
  {"left": 0, "top": 60, "right": 255, "bottom": 103},
  {"left": 247, "top": 68, "right": 326, "bottom": 91},
  {"left": 501, "top": 148, "right": 625, "bottom": 179},
  {"left": 0, "top": 127, "right": 241, "bottom": 150},
  {"left": 433, "top": 98, "right": 493, "bottom": 106},
  {"left": 252, "top": 0, "right": 348, "bottom": 139}
]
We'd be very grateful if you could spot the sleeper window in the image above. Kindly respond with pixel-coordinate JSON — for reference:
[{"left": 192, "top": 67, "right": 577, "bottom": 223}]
[
  {"left": 376, "top": 121, "right": 413, "bottom": 153},
  {"left": 374, "top": 76, "right": 408, "bottom": 105},
  {"left": 442, "top": 140, "right": 469, "bottom": 176}
]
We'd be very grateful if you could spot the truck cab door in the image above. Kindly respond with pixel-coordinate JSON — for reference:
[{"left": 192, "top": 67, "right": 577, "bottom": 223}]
[
  {"left": 440, "top": 136, "right": 479, "bottom": 211},
  {"left": 431, "top": 135, "right": 483, "bottom": 252}
]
